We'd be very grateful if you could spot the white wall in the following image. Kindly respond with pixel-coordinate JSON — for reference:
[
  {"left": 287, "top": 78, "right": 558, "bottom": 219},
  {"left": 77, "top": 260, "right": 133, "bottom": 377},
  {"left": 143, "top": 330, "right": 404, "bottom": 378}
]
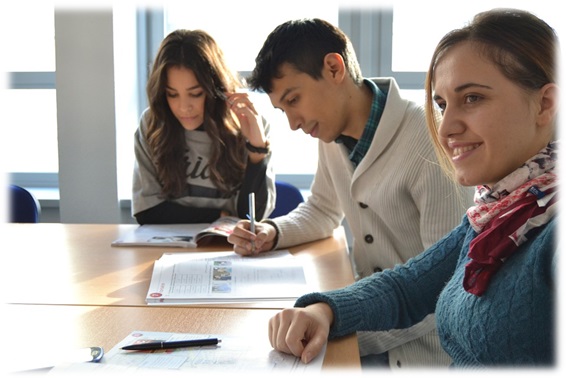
[{"left": 54, "top": 10, "right": 120, "bottom": 223}]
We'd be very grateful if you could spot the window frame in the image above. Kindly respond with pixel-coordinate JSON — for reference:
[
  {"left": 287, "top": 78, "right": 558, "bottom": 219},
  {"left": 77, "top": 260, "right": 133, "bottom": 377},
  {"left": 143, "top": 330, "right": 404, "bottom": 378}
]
[
  {"left": 8, "top": 72, "right": 59, "bottom": 190},
  {"left": 132, "top": 8, "right": 425, "bottom": 192}
]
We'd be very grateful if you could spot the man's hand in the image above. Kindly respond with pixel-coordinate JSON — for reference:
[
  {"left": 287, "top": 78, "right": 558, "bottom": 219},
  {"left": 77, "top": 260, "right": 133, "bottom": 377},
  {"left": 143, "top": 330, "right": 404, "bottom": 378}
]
[{"left": 227, "top": 220, "right": 277, "bottom": 255}]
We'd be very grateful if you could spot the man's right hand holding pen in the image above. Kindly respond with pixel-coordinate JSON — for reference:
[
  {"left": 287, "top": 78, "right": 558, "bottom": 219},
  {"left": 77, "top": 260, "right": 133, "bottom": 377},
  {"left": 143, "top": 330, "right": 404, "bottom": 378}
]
[{"left": 228, "top": 221, "right": 278, "bottom": 256}]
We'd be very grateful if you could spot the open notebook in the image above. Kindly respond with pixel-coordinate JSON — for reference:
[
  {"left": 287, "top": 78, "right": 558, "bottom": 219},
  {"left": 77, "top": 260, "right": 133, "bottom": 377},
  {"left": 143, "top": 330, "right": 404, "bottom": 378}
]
[{"left": 111, "top": 216, "right": 240, "bottom": 248}]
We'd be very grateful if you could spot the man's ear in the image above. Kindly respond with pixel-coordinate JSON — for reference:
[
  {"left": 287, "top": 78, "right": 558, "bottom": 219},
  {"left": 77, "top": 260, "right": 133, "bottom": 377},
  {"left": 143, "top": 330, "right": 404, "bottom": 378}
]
[
  {"left": 323, "top": 53, "right": 346, "bottom": 82},
  {"left": 536, "top": 83, "right": 558, "bottom": 128}
]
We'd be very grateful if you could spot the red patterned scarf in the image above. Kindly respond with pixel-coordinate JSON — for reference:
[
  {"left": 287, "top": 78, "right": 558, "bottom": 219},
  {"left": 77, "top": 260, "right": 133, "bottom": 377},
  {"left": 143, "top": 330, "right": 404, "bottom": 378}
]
[{"left": 464, "top": 142, "right": 558, "bottom": 296}]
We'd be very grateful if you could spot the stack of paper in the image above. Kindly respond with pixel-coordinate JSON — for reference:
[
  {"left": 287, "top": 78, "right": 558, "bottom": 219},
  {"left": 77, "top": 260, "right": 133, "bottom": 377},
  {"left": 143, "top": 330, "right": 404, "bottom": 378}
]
[{"left": 146, "top": 250, "right": 309, "bottom": 305}]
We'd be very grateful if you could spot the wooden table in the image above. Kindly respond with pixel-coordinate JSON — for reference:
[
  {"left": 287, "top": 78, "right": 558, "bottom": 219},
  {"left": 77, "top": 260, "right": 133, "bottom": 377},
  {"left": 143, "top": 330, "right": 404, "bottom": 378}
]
[
  {"left": 3, "top": 223, "right": 354, "bottom": 308},
  {"left": 1, "top": 223, "right": 360, "bottom": 371}
]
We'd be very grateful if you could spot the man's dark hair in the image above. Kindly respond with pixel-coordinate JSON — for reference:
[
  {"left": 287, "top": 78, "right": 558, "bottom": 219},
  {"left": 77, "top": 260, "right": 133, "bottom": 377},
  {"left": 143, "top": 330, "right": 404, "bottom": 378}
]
[{"left": 248, "top": 18, "right": 363, "bottom": 93}]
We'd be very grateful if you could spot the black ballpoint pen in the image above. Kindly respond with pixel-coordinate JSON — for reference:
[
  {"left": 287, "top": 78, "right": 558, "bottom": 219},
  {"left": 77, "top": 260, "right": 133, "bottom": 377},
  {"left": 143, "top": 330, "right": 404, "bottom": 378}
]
[{"left": 121, "top": 338, "right": 221, "bottom": 351}]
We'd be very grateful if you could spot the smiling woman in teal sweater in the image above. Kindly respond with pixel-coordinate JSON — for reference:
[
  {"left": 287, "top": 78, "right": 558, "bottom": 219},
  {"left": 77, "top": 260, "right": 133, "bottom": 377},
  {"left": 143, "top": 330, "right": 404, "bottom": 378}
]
[
  {"left": 267, "top": 8, "right": 559, "bottom": 367},
  {"left": 297, "top": 211, "right": 556, "bottom": 366}
]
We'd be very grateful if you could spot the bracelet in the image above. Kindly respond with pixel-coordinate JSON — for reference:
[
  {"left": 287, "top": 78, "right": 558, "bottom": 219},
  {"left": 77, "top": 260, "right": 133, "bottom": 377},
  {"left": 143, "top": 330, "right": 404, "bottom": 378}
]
[{"left": 245, "top": 140, "right": 270, "bottom": 154}]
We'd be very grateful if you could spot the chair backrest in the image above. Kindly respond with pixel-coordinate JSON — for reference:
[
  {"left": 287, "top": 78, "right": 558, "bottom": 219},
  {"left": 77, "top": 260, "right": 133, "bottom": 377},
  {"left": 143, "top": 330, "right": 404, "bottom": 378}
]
[
  {"left": 8, "top": 185, "right": 41, "bottom": 223},
  {"left": 270, "top": 181, "right": 304, "bottom": 218}
]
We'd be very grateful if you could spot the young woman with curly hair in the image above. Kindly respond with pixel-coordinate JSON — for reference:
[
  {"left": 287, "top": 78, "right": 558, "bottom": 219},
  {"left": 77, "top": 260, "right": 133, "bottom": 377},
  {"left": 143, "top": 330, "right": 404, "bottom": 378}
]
[{"left": 132, "top": 29, "right": 275, "bottom": 224}]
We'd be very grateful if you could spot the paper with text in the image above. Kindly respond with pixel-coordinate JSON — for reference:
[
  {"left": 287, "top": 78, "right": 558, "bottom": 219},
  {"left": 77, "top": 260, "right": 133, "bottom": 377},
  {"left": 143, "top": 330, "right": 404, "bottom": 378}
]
[{"left": 146, "top": 250, "right": 309, "bottom": 305}]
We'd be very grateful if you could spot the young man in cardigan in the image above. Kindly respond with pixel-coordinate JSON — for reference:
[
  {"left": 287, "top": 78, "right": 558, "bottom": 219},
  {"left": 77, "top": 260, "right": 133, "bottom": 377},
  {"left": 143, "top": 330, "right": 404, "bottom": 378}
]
[{"left": 228, "top": 18, "right": 472, "bottom": 369}]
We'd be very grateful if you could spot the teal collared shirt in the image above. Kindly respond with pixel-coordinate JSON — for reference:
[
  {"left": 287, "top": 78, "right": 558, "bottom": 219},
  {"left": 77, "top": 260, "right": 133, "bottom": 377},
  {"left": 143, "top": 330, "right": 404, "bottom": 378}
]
[{"left": 335, "top": 79, "right": 387, "bottom": 167}]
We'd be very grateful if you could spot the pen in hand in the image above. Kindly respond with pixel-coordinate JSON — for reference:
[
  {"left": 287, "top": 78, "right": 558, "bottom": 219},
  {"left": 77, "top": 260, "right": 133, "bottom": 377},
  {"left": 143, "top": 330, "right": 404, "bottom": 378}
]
[
  {"left": 121, "top": 338, "right": 221, "bottom": 351},
  {"left": 248, "top": 192, "right": 256, "bottom": 253}
]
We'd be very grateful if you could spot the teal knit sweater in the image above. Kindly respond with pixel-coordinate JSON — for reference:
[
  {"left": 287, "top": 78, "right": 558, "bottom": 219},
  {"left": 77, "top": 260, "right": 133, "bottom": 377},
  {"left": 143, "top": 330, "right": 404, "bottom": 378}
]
[{"left": 295, "top": 216, "right": 556, "bottom": 367}]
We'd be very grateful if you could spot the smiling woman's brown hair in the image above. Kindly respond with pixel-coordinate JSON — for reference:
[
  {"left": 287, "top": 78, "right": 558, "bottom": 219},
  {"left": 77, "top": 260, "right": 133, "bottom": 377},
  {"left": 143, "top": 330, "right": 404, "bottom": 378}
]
[
  {"left": 146, "top": 29, "right": 246, "bottom": 198},
  {"left": 424, "top": 8, "right": 558, "bottom": 178}
]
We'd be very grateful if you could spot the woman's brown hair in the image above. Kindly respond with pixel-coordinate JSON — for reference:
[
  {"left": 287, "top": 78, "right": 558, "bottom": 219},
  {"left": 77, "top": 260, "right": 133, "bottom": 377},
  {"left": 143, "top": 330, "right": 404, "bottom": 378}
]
[{"left": 145, "top": 29, "right": 246, "bottom": 198}]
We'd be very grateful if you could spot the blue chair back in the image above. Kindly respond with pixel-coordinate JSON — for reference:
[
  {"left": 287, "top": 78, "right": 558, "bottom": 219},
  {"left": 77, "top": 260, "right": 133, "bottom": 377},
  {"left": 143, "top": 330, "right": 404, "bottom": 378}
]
[
  {"left": 270, "top": 181, "right": 304, "bottom": 218},
  {"left": 8, "top": 185, "right": 41, "bottom": 223}
]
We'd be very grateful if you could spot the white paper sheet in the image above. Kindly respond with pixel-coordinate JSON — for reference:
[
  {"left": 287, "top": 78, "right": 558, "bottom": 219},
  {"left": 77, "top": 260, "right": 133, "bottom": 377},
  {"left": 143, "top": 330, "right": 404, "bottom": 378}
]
[
  {"left": 146, "top": 250, "right": 310, "bottom": 305},
  {"left": 49, "top": 330, "right": 326, "bottom": 374}
]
